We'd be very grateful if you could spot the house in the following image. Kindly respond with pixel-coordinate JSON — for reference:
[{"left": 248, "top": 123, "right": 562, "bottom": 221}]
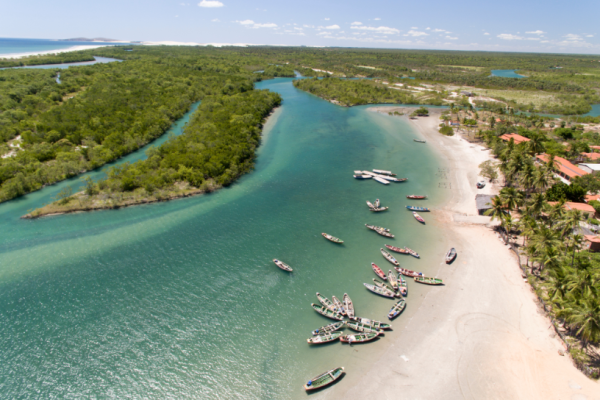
[
  {"left": 536, "top": 154, "right": 589, "bottom": 183},
  {"left": 585, "top": 194, "right": 600, "bottom": 203},
  {"left": 589, "top": 145, "right": 600, "bottom": 153},
  {"left": 476, "top": 194, "right": 497, "bottom": 215},
  {"left": 547, "top": 201, "right": 596, "bottom": 217},
  {"left": 581, "top": 152, "right": 600, "bottom": 161},
  {"left": 584, "top": 235, "right": 600, "bottom": 252},
  {"left": 450, "top": 120, "right": 460, "bottom": 126},
  {"left": 499, "top": 133, "right": 531, "bottom": 145},
  {"left": 578, "top": 163, "right": 600, "bottom": 174}
]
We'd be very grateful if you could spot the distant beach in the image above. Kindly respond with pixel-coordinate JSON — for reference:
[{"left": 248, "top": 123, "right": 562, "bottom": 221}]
[{"left": 0, "top": 44, "right": 110, "bottom": 59}]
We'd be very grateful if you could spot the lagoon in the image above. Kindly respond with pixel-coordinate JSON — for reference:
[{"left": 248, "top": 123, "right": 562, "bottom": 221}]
[{"left": 490, "top": 69, "right": 525, "bottom": 78}]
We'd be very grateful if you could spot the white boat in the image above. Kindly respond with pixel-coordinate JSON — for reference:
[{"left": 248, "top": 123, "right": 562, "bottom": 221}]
[
  {"left": 366, "top": 201, "right": 375, "bottom": 209},
  {"left": 354, "top": 174, "right": 372, "bottom": 179},
  {"left": 377, "top": 175, "right": 401, "bottom": 182},
  {"left": 373, "top": 169, "right": 396, "bottom": 176},
  {"left": 373, "top": 177, "right": 390, "bottom": 185},
  {"left": 354, "top": 170, "right": 363, "bottom": 174}
]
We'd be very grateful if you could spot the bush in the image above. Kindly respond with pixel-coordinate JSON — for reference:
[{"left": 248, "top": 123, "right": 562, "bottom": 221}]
[
  {"left": 439, "top": 125, "right": 454, "bottom": 136},
  {"left": 588, "top": 200, "right": 600, "bottom": 215},
  {"left": 545, "top": 182, "right": 586, "bottom": 202}
]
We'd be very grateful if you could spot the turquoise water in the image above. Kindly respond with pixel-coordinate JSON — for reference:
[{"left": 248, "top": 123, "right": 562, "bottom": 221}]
[
  {"left": 0, "top": 78, "right": 446, "bottom": 398},
  {"left": 0, "top": 37, "right": 121, "bottom": 56},
  {"left": 490, "top": 69, "right": 525, "bottom": 78},
  {"left": 583, "top": 103, "right": 600, "bottom": 117},
  {"left": 6, "top": 56, "right": 121, "bottom": 70}
]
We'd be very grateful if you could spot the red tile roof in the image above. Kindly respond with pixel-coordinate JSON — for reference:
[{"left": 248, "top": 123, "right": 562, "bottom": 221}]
[
  {"left": 585, "top": 194, "right": 600, "bottom": 202},
  {"left": 547, "top": 202, "right": 596, "bottom": 214},
  {"left": 536, "top": 154, "right": 589, "bottom": 180},
  {"left": 589, "top": 145, "right": 600, "bottom": 152},
  {"left": 585, "top": 235, "right": 600, "bottom": 243},
  {"left": 499, "top": 133, "right": 530, "bottom": 144},
  {"left": 582, "top": 152, "right": 600, "bottom": 160}
]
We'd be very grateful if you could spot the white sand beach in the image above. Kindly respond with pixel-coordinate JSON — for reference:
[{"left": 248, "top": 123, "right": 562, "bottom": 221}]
[
  {"left": 0, "top": 45, "right": 111, "bottom": 60},
  {"left": 325, "top": 107, "right": 600, "bottom": 399}
]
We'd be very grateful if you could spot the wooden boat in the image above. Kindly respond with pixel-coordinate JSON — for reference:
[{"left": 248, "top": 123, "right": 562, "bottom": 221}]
[
  {"left": 445, "top": 247, "right": 457, "bottom": 264},
  {"left": 304, "top": 367, "right": 345, "bottom": 391},
  {"left": 395, "top": 267, "right": 423, "bottom": 278},
  {"left": 373, "top": 176, "right": 390, "bottom": 185},
  {"left": 316, "top": 292, "right": 336, "bottom": 312},
  {"left": 354, "top": 174, "right": 372, "bottom": 179},
  {"left": 413, "top": 212, "right": 425, "bottom": 224},
  {"left": 397, "top": 275, "right": 408, "bottom": 296},
  {"left": 351, "top": 316, "right": 391, "bottom": 330},
  {"left": 307, "top": 331, "right": 343, "bottom": 344},
  {"left": 396, "top": 178, "right": 408, "bottom": 182},
  {"left": 375, "top": 199, "right": 380, "bottom": 207},
  {"left": 371, "top": 263, "right": 387, "bottom": 280},
  {"left": 406, "top": 205, "right": 430, "bottom": 212},
  {"left": 377, "top": 175, "right": 402, "bottom": 182},
  {"left": 380, "top": 249, "right": 400, "bottom": 266},
  {"left": 311, "top": 303, "right": 344, "bottom": 320},
  {"left": 331, "top": 295, "right": 346, "bottom": 316},
  {"left": 312, "top": 321, "right": 345, "bottom": 336},
  {"left": 273, "top": 259, "right": 293, "bottom": 272},
  {"left": 373, "top": 169, "right": 396, "bottom": 176},
  {"left": 385, "top": 244, "right": 409, "bottom": 254},
  {"left": 366, "top": 200, "right": 375, "bottom": 209},
  {"left": 414, "top": 139, "right": 426, "bottom": 143},
  {"left": 387, "top": 270, "right": 399, "bottom": 291},
  {"left": 363, "top": 283, "right": 395, "bottom": 299},
  {"left": 371, "top": 206, "right": 389, "bottom": 212},
  {"left": 370, "top": 227, "right": 394, "bottom": 238},
  {"left": 322, "top": 233, "right": 344, "bottom": 244},
  {"left": 343, "top": 293, "right": 354, "bottom": 319},
  {"left": 346, "top": 321, "right": 384, "bottom": 334},
  {"left": 407, "top": 195, "right": 427, "bottom": 200},
  {"left": 372, "top": 278, "right": 394, "bottom": 293},
  {"left": 414, "top": 276, "right": 444, "bottom": 285},
  {"left": 366, "top": 224, "right": 390, "bottom": 232},
  {"left": 340, "top": 332, "right": 379, "bottom": 344},
  {"left": 405, "top": 247, "right": 420, "bottom": 259},
  {"left": 388, "top": 298, "right": 407, "bottom": 320},
  {"left": 354, "top": 170, "right": 363, "bottom": 174}
]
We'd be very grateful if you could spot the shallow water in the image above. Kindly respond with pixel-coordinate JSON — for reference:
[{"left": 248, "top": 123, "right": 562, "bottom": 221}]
[
  {"left": 490, "top": 69, "right": 525, "bottom": 78},
  {"left": 0, "top": 78, "right": 446, "bottom": 398}
]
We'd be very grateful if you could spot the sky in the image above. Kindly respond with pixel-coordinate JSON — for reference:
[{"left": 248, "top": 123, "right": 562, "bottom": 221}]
[{"left": 2, "top": 0, "right": 599, "bottom": 54}]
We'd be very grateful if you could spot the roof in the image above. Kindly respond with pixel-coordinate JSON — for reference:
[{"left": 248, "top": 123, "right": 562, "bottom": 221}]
[
  {"left": 536, "top": 154, "right": 589, "bottom": 179},
  {"left": 475, "top": 194, "right": 496, "bottom": 210},
  {"left": 499, "top": 133, "right": 531, "bottom": 144},
  {"left": 547, "top": 201, "right": 596, "bottom": 213},
  {"left": 585, "top": 235, "right": 600, "bottom": 243},
  {"left": 578, "top": 163, "right": 600, "bottom": 171},
  {"left": 582, "top": 152, "right": 600, "bottom": 160},
  {"left": 585, "top": 194, "right": 600, "bottom": 202},
  {"left": 590, "top": 145, "right": 600, "bottom": 151}
]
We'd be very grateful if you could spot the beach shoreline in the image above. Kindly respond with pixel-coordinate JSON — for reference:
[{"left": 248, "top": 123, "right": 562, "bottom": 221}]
[
  {"left": 0, "top": 44, "right": 112, "bottom": 60},
  {"left": 328, "top": 107, "right": 600, "bottom": 399}
]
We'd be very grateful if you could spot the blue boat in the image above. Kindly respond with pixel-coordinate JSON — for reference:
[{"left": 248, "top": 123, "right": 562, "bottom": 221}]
[{"left": 406, "top": 205, "right": 430, "bottom": 212}]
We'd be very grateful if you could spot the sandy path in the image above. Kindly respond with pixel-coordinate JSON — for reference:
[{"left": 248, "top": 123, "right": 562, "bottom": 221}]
[{"left": 328, "top": 108, "right": 600, "bottom": 399}]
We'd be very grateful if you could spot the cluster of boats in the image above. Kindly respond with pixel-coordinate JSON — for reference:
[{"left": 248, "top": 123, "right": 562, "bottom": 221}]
[
  {"left": 366, "top": 198, "right": 388, "bottom": 212},
  {"left": 353, "top": 169, "right": 407, "bottom": 185}
]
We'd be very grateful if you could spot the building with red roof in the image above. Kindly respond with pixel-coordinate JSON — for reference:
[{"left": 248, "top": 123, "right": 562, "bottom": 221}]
[
  {"left": 581, "top": 152, "right": 600, "bottom": 161},
  {"left": 536, "top": 154, "right": 589, "bottom": 182},
  {"left": 499, "top": 133, "right": 531, "bottom": 144}
]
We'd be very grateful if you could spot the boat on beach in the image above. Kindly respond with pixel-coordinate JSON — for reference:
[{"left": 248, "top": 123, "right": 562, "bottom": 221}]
[
  {"left": 311, "top": 303, "right": 344, "bottom": 320},
  {"left": 304, "top": 367, "right": 345, "bottom": 391},
  {"left": 307, "top": 331, "right": 343, "bottom": 344},
  {"left": 371, "top": 263, "right": 387, "bottom": 280},
  {"left": 363, "top": 283, "right": 395, "bottom": 298},
  {"left": 413, "top": 212, "right": 425, "bottom": 224},
  {"left": 373, "top": 176, "right": 390, "bottom": 185},
  {"left": 385, "top": 244, "right": 409, "bottom": 254},
  {"left": 414, "top": 139, "right": 426, "bottom": 143},
  {"left": 331, "top": 295, "right": 346, "bottom": 316},
  {"left": 414, "top": 276, "right": 444, "bottom": 285},
  {"left": 380, "top": 248, "right": 400, "bottom": 266},
  {"left": 387, "top": 270, "right": 399, "bottom": 291},
  {"left": 346, "top": 321, "right": 384, "bottom": 334},
  {"left": 405, "top": 247, "right": 420, "bottom": 258},
  {"left": 350, "top": 316, "right": 391, "bottom": 330},
  {"left": 340, "top": 332, "right": 379, "bottom": 344},
  {"left": 406, "top": 195, "right": 427, "bottom": 199},
  {"left": 373, "top": 169, "right": 396, "bottom": 176},
  {"left": 406, "top": 205, "right": 430, "bottom": 212},
  {"left": 397, "top": 274, "right": 408, "bottom": 296},
  {"left": 316, "top": 292, "right": 336, "bottom": 312},
  {"left": 343, "top": 293, "right": 354, "bottom": 319},
  {"left": 273, "top": 259, "right": 293, "bottom": 272},
  {"left": 395, "top": 266, "right": 423, "bottom": 278},
  {"left": 388, "top": 298, "right": 407, "bottom": 319},
  {"left": 322, "top": 233, "right": 344, "bottom": 244},
  {"left": 445, "top": 248, "right": 457, "bottom": 264},
  {"left": 312, "top": 321, "right": 346, "bottom": 336}
]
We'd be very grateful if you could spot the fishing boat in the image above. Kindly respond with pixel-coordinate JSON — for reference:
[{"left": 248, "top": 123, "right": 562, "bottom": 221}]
[
  {"left": 312, "top": 321, "right": 346, "bottom": 336},
  {"left": 343, "top": 293, "right": 354, "bottom": 319},
  {"left": 311, "top": 303, "right": 344, "bottom": 320},
  {"left": 380, "top": 249, "right": 400, "bottom": 266},
  {"left": 353, "top": 174, "right": 372, "bottom": 179},
  {"left": 385, "top": 244, "right": 409, "bottom": 254},
  {"left": 331, "top": 295, "right": 346, "bottom": 316},
  {"left": 304, "top": 367, "right": 345, "bottom": 391},
  {"left": 373, "top": 169, "right": 396, "bottom": 176},
  {"left": 346, "top": 321, "right": 384, "bottom": 334},
  {"left": 322, "top": 233, "right": 344, "bottom": 244},
  {"left": 363, "top": 283, "right": 395, "bottom": 299},
  {"left": 396, "top": 178, "right": 408, "bottom": 182},
  {"left": 372, "top": 278, "right": 394, "bottom": 293},
  {"left": 366, "top": 224, "right": 390, "bottom": 232},
  {"left": 354, "top": 170, "right": 363, "bottom": 174},
  {"left": 375, "top": 199, "right": 380, "bottom": 208},
  {"left": 340, "top": 332, "right": 379, "bottom": 344},
  {"left": 373, "top": 176, "right": 390, "bottom": 185},
  {"left": 413, "top": 212, "right": 425, "bottom": 224},
  {"left": 387, "top": 270, "right": 399, "bottom": 291},
  {"left": 371, "top": 263, "right": 387, "bottom": 280},
  {"left": 273, "top": 259, "right": 293, "bottom": 272},
  {"left": 395, "top": 267, "right": 423, "bottom": 278},
  {"left": 405, "top": 247, "right": 420, "bottom": 258},
  {"left": 316, "top": 292, "right": 336, "bottom": 312},
  {"left": 445, "top": 247, "right": 457, "bottom": 264},
  {"left": 366, "top": 200, "right": 375, "bottom": 209},
  {"left": 397, "top": 274, "right": 408, "bottom": 296},
  {"left": 414, "top": 276, "right": 444, "bottom": 285},
  {"left": 351, "top": 316, "right": 391, "bottom": 330},
  {"left": 406, "top": 195, "right": 427, "bottom": 200},
  {"left": 377, "top": 175, "right": 402, "bottom": 182},
  {"left": 406, "top": 205, "right": 430, "bottom": 212},
  {"left": 414, "top": 139, "right": 426, "bottom": 143},
  {"left": 371, "top": 206, "right": 389, "bottom": 212},
  {"left": 307, "top": 331, "right": 343, "bottom": 344},
  {"left": 388, "top": 298, "right": 407, "bottom": 320}
]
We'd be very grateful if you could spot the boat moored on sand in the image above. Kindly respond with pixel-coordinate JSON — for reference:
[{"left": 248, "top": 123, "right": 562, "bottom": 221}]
[
  {"left": 414, "top": 276, "right": 444, "bottom": 285},
  {"left": 445, "top": 248, "right": 457, "bottom": 264},
  {"left": 307, "top": 331, "right": 343, "bottom": 344},
  {"left": 413, "top": 212, "right": 425, "bottom": 224},
  {"left": 340, "top": 332, "right": 379, "bottom": 344},
  {"left": 395, "top": 267, "right": 423, "bottom": 278},
  {"left": 371, "top": 263, "right": 387, "bottom": 280},
  {"left": 406, "top": 205, "right": 430, "bottom": 212},
  {"left": 311, "top": 303, "right": 344, "bottom": 320},
  {"left": 388, "top": 298, "right": 407, "bottom": 319},
  {"left": 346, "top": 321, "right": 383, "bottom": 334},
  {"left": 304, "top": 367, "right": 345, "bottom": 391},
  {"left": 363, "top": 283, "right": 395, "bottom": 298},
  {"left": 380, "top": 248, "right": 400, "bottom": 266},
  {"left": 407, "top": 195, "right": 427, "bottom": 200},
  {"left": 350, "top": 316, "right": 391, "bottom": 330},
  {"left": 312, "top": 321, "right": 346, "bottom": 336},
  {"left": 405, "top": 247, "right": 420, "bottom": 258},
  {"left": 385, "top": 244, "right": 409, "bottom": 254},
  {"left": 343, "top": 293, "right": 355, "bottom": 319}
]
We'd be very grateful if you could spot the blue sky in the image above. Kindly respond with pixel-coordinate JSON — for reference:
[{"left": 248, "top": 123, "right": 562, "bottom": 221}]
[{"left": 2, "top": 0, "right": 599, "bottom": 53}]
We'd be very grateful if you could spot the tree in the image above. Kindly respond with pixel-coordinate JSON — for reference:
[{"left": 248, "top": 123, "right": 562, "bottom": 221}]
[
  {"left": 479, "top": 160, "right": 498, "bottom": 182},
  {"left": 439, "top": 125, "right": 454, "bottom": 136},
  {"left": 55, "top": 186, "right": 73, "bottom": 205}
]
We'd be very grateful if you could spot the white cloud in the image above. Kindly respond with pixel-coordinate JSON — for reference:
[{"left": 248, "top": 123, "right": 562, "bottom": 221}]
[
  {"left": 525, "top": 30, "right": 545, "bottom": 35},
  {"left": 294, "top": 27, "right": 303, "bottom": 31},
  {"left": 303, "top": 24, "right": 314, "bottom": 28},
  {"left": 351, "top": 21, "right": 362, "bottom": 26},
  {"left": 497, "top": 33, "right": 523, "bottom": 40},
  {"left": 373, "top": 17, "right": 381, "bottom": 20},
  {"left": 411, "top": 27, "right": 418, "bottom": 30},
  {"left": 446, "top": 36, "right": 458, "bottom": 40},
  {"left": 317, "top": 31, "right": 328, "bottom": 36},
  {"left": 404, "top": 30, "right": 428, "bottom": 37},
  {"left": 541, "top": 40, "right": 549, "bottom": 43},
  {"left": 254, "top": 22, "right": 277, "bottom": 28},
  {"left": 198, "top": 0, "right": 224, "bottom": 7},
  {"left": 586, "top": 34, "right": 594, "bottom": 38},
  {"left": 324, "top": 18, "right": 330, "bottom": 20},
  {"left": 236, "top": 20, "right": 277, "bottom": 29},
  {"left": 483, "top": 32, "right": 490, "bottom": 35},
  {"left": 564, "top": 33, "right": 581, "bottom": 40},
  {"left": 432, "top": 28, "right": 448, "bottom": 33},
  {"left": 325, "top": 24, "right": 340, "bottom": 30},
  {"left": 426, "top": 27, "right": 430, "bottom": 30},
  {"left": 238, "top": 19, "right": 254, "bottom": 25},
  {"left": 351, "top": 25, "right": 400, "bottom": 35},
  {"left": 211, "top": 18, "right": 220, "bottom": 22}
]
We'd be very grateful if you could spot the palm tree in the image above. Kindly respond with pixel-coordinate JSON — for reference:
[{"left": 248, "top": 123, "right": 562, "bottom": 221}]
[
  {"left": 546, "top": 265, "right": 573, "bottom": 303},
  {"left": 528, "top": 133, "right": 546, "bottom": 156},
  {"left": 529, "top": 226, "right": 562, "bottom": 274},
  {"left": 484, "top": 196, "right": 508, "bottom": 224},
  {"left": 569, "top": 234, "right": 584, "bottom": 269},
  {"left": 499, "top": 187, "right": 523, "bottom": 212},
  {"left": 557, "top": 295, "right": 600, "bottom": 346},
  {"left": 519, "top": 161, "right": 536, "bottom": 199},
  {"left": 532, "top": 244, "right": 561, "bottom": 274},
  {"left": 525, "top": 193, "right": 546, "bottom": 219},
  {"left": 533, "top": 166, "right": 552, "bottom": 193}
]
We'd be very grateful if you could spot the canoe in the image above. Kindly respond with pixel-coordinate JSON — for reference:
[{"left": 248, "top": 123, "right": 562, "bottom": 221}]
[
  {"left": 387, "top": 270, "right": 399, "bottom": 291},
  {"left": 380, "top": 249, "right": 400, "bottom": 266},
  {"left": 363, "top": 283, "right": 395, "bottom": 299},
  {"left": 311, "top": 303, "right": 344, "bottom": 320},
  {"left": 366, "top": 201, "right": 375, "bottom": 209},
  {"left": 366, "top": 224, "right": 390, "bottom": 232},
  {"left": 304, "top": 367, "right": 345, "bottom": 391},
  {"left": 397, "top": 274, "right": 408, "bottom": 296},
  {"left": 371, "top": 207, "right": 389, "bottom": 212},
  {"left": 354, "top": 174, "right": 372, "bottom": 179},
  {"left": 396, "top": 178, "right": 408, "bottom": 182},
  {"left": 371, "top": 263, "right": 387, "bottom": 280},
  {"left": 373, "top": 169, "right": 396, "bottom": 176},
  {"left": 273, "top": 259, "right": 293, "bottom": 272},
  {"left": 373, "top": 176, "right": 390, "bottom": 185},
  {"left": 372, "top": 278, "right": 394, "bottom": 293},
  {"left": 375, "top": 199, "right": 380, "bottom": 207},
  {"left": 340, "top": 332, "right": 379, "bottom": 343},
  {"left": 331, "top": 295, "right": 346, "bottom": 316},
  {"left": 406, "top": 195, "right": 427, "bottom": 199},
  {"left": 322, "top": 233, "right": 344, "bottom": 244},
  {"left": 385, "top": 244, "right": 409, "bottom": 254},
  {"left": 413, "top": 212, "right": 425, "bottom": 224},
  {"left": 405, "top": 247, "right": 420, "bottom": 258},
  {"left": 307, "top": 331, "right": 343, "bottom": 344},
  {"left": 354, "top": 170, "right": 363, "bottom": 174},
  {"left": 406, "top": 205, "right": 430, "bottom": 212},
  {"left": 351, "top": 316, "right": 391, "bottom": 330},
  {"left": 445, "top": 247, "right": 457, "bottom": 264},
  {"left": 312, "top": 321, "right": 346, "bottom": 336},
  {"left": 377, "top": 175, "right": 402, "bottom": 182},
  {"left": 414, "top": 276, "right": 444, "bottom": 285},
  {"left": 395, "top": 266, "right": 423, "bottom": 278},
  {"left": 414, "top": 139, "right": 426, "bottom": 143},
  {"left": 388, "top": 298, "right": 407, "bottom": 320},
  {"left": 316, "top": 292, "right": 336, "bottom": 312},
  {"left": 343, "top": 293, "right": 355, "bottom": 319},
  {"left": 346, "top": 321, "right": 384, "bottom": 334}
]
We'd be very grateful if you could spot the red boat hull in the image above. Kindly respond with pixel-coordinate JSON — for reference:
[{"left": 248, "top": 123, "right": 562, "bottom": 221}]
[
  {"left": 371, "top": 263, "right": 387, "bottom": 280},
  {"left": 395, "top": 267, "right": 422, "bottom": 278},
  {"left": 385, "top": 245, "right": 408, "bottom": 254}
]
